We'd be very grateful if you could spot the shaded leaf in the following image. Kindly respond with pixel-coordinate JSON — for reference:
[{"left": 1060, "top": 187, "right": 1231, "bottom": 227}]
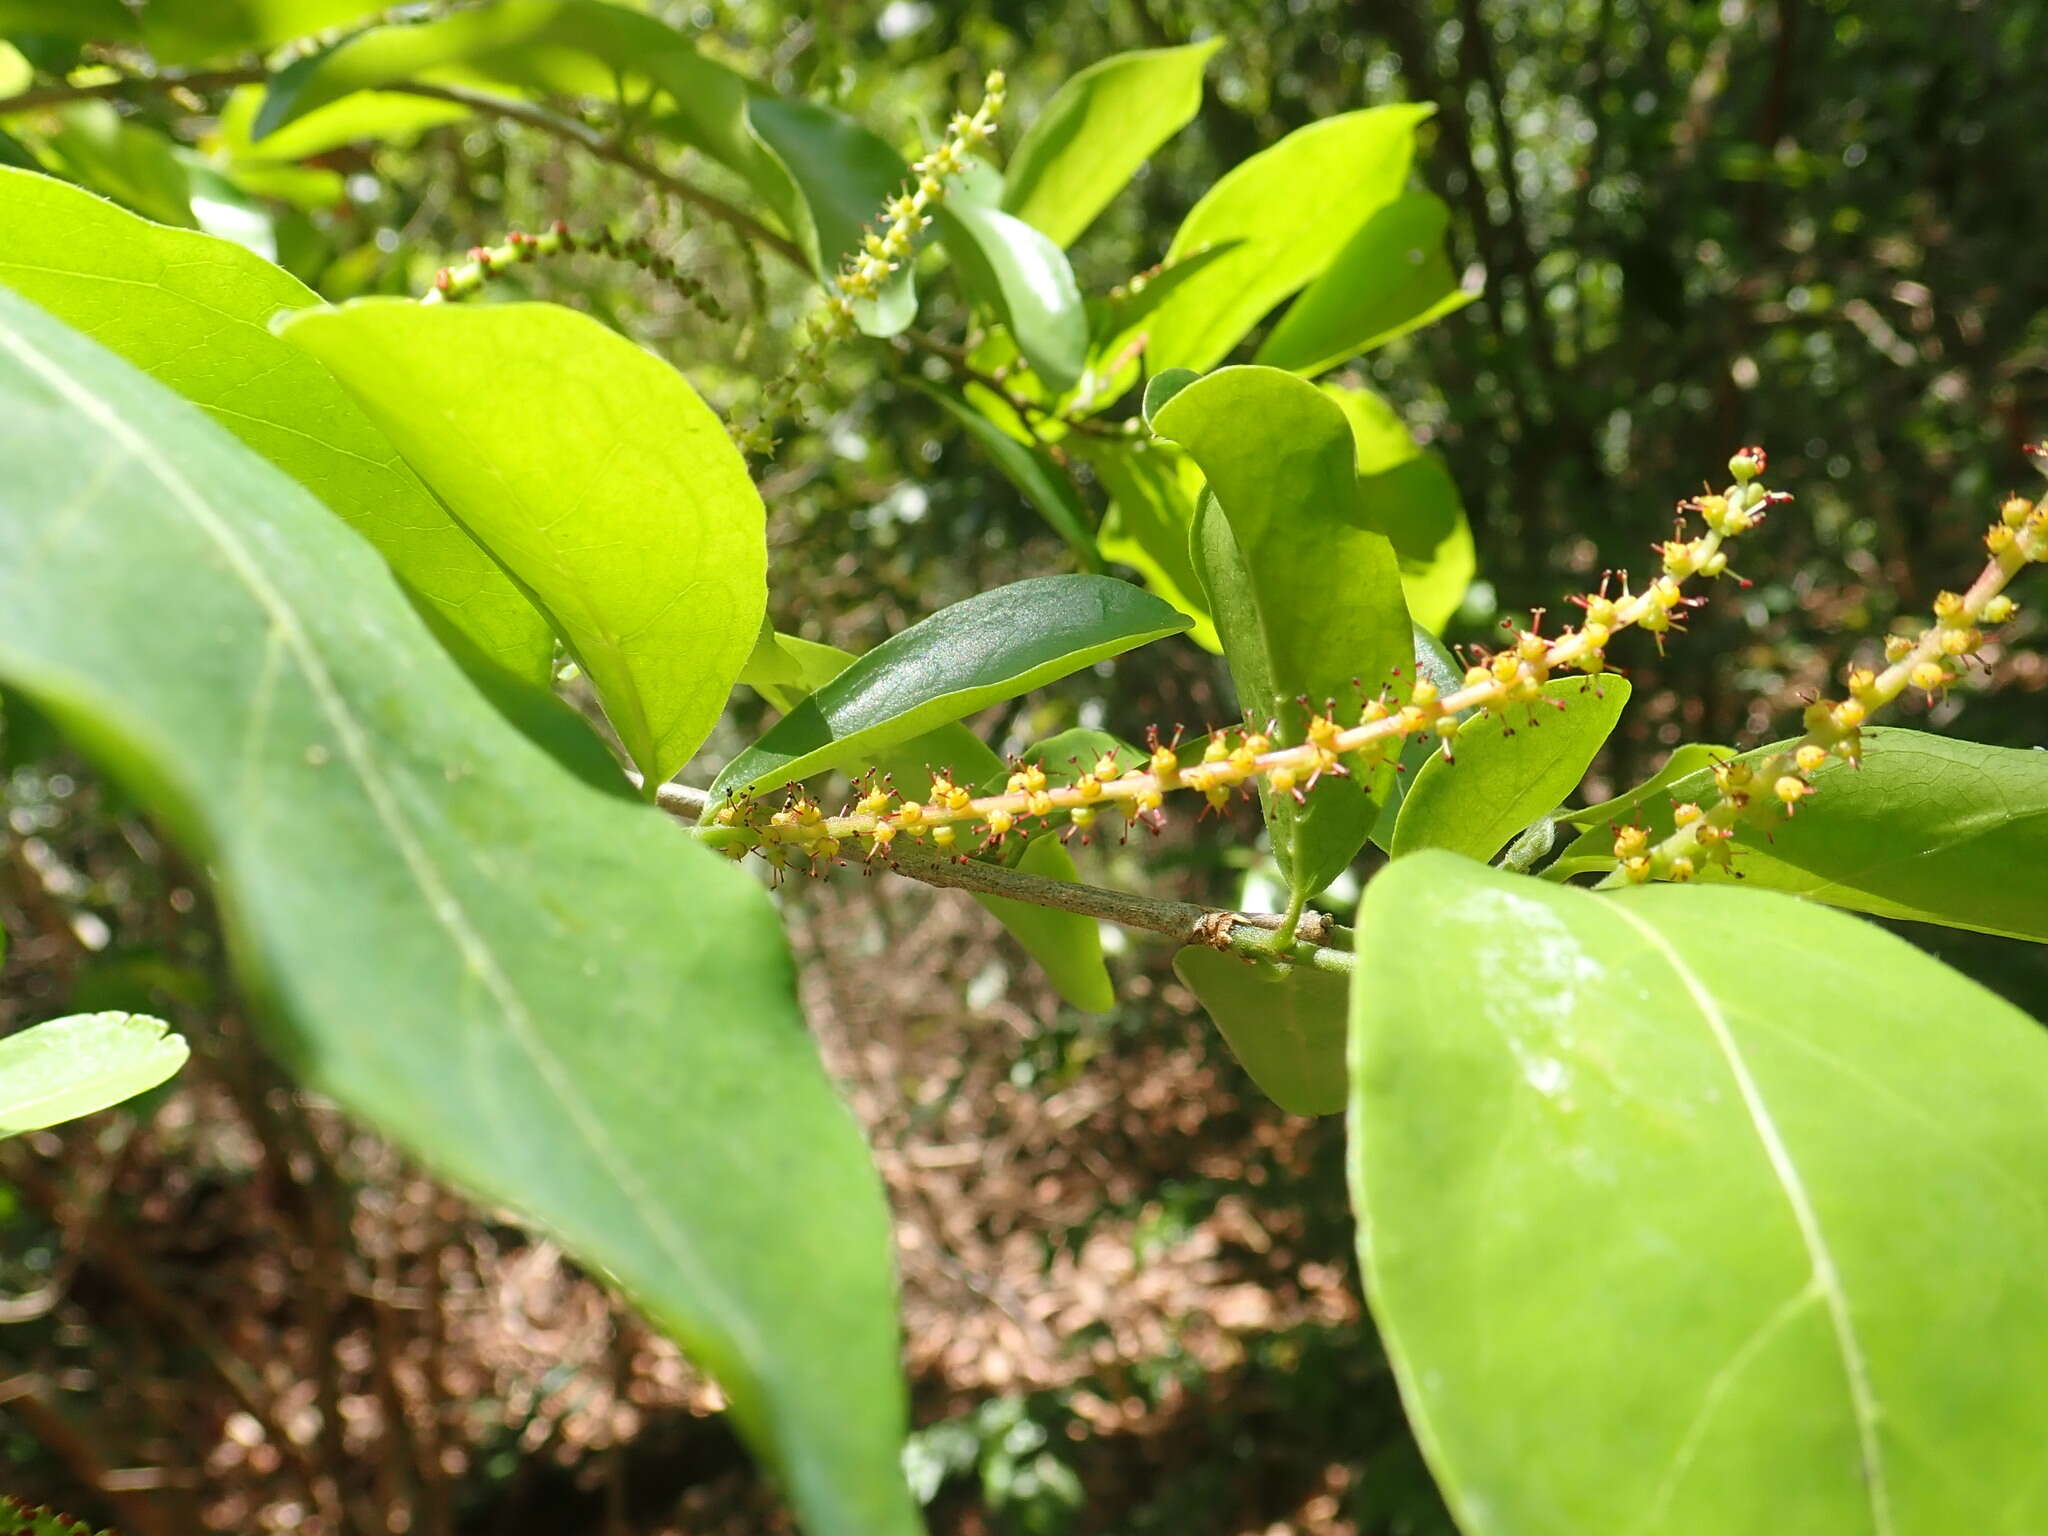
[
  {"left": 1074, "top": 440, "right": 1218, "bottom": 650},
  {"left": 938, "top": 172, "right": 1089, "bottom": 393},
  {"left": 1256, "top": 193, "right": 1473, "bottom": 376},
  {"left": 711, "top": 575, "right": 1188, "bottom": 801},
  {"left": 0, "top": 287, "right": 915, "bottom": 1535},
  {"left": 1351, "top": 852, "right": 2048, "bottom": 1535},
  {"left": 1001, "top": 40, "right": 1220, "bottom": 248},
  {"left": 1392, "top": 676, "right": 1632, "bottom": 864},
  {"left": 1323, "top": 381, "right": 1474, "bottom": 634},
  {"left": 1174, "top": 947, "right": 1346, "bottom": 1115},
  {"left": 37, "top": 103, "right": 193, "bottom": 226},
  {"left": 282, "top": 299, "right": 764, "bottom": 791},
  {"left": 915, "top": 382, "right": 1100, "bottom": 567},
  {"left": 0, "top": 1012, "right": 188, "bottom": 1137},
  {"left": 1144, "top": 105, "right": 1433, "bottom": 372}
]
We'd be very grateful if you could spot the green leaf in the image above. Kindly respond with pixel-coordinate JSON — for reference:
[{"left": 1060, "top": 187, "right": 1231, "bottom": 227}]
[
  {"left": 217, "top": 82, "right": 471, "bottom": 164},
  {"left": 914, "top": 382, "right": 1100, "bottom": 568},
  {"left": 0, "top": 167, "right": 554, "bottom": 691},
  {"left": 1391, "top": 676, "right": 1633, "bottom": 864},
  {"left": 281, "top": 298, "right": 765, "bottom": 791},
  {"left": 1001, "top": 40, "right": 1221, "bottom": 249},
  {"left": 744, "top": 94, "right": 913, "bottom": 332},
  {"left": 134, "top": 0, "right": 391, "bottom": 65},
  {"left": 977, "top": 836, "right": 1115, "bottom": 1013},
  {"left": 1073, "top": 440, "right": 1217, "bottom": 650},
  {"left": 1323, "top": 381, "right": 1474, "bottom": 634},
  {"left": 253, "top": 0, "right": 833, "bottom": 276},
  {"left": 1153, "top": 366, "right": 1409, "bottom": 897},
  {"left": 1144, "top": 105, "right": 1434, "bottom": 372},
  {"left": 0, "top": 1012, "right": 188, "bottom": 1137},
  {"left": 1368, "top": 622, "right": 1465, "bottom": 853},
  {"left": 1351, "top": 852, "right": 2048, "bottom": 1535},
  {"left": 1255, "top": 193, "right": 1473, "bottom": 376},
  {"left": 1174, "top": 948, "right": 1346, "bottom": 1115},
  {"left": 711, "top": 575, "right": 1189, "bottom": 801},
  {"left": 1601, "top": 729, "right": 2048, "bottom": 941},
  {"left": 937, "top": 173, "right": 1089, "bottom": 394},
  {"left": 0, "top": 286, "right": 914, "bottom": 1536},
  {"left": 0, "top": 0, "right": 134, "bottom": 41},
  {"left": 1541, "top": 742, "right": 1737, "bottom": 883}
]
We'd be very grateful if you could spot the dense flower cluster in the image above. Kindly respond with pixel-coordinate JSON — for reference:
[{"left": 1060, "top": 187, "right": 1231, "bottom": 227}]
[
  {"left": 421, "top": 220, "right": 727, "bottom": 321},
  {"left": 703, "top": 452, "right": 1781, "bottom": 870},
  {"left": 1618, "top": 452, "right": 2048, "bottom": 882}
]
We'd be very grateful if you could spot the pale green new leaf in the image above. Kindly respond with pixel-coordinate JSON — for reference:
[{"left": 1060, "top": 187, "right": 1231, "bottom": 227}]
[
  {"left": 1256, "top": 193, "right": 1473, "bottom": 375},
  {"left": 1351, "top": 853, "right": 2048, "bottom": 1535},
  {"left": 0, "top": 287, "right": 914, "bottom": 1536},
  {"left": 282, "top": 299, "right": 765, "bottom": 791},
  {"left": 712, "top": 575, "right": 1187, "bottom": 800},
  {"left": 1324, "top": 381, "right": 1474, "bottom": 634},
  {"left": 1153, "top": 366, "right": 1410, "bottom": 897},
  {"left": 0, "top": 1012, "right": 188, "bottom": 1138},
  {"left": 0, "top": 168, "right": 554, "bottom": 690},
  {"left": 1001, "top": 40, "right": 1221, "bottom": 248},
  {"left": 1145, "top": 105, "right": 1434, "bottom": 372},
  {"left": 135, "top": 0, "right": 391, "bottom": 65},
  {"left": 1174, "top": 947, "right": 1346, "bottom": 1115},
  {"left": 1392, "top": 676, "right": 1632, "bottom": 864},
  {"left": 1599, "top": 728, "right": 2048, "bottom": 941},
  {"left": 1076, "top": 439, "right": 1218, "bottom": 650}
]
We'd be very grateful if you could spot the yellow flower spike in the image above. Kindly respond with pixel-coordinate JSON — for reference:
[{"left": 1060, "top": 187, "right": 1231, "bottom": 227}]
[
  {"left": 1910, "top": 660, "right": 1949, "bottom": 694},
  {"left": 1932, "top": 591, "right": 1967, "bottom": 624},
  {"left": 1987, "top": 524, "right": 2017, "bottom": 557},
  {"left": 1150, "top": 744, "right": 1181, "bottom": 788},
  {"left": 856, "top": 786, "right": 894, "bottom": 817},
  {"left": 1464, "top": 663, "right": 1493, "bottom": 689},
  {"left": 1700, "top": 549, "right": 1730, "bottom": 579},
  {"left": 1651, "top": 575, "right": 1685, "bottom": 611},
  {"left": 816, "top": 837, "right": 842, "bottom": 861},
  {"left": 1070, "top": 805, "right": 1096, "bottom": 833},
  {"left": 1410, "top": 679, "right": 1441, "bottom": 709},
  {"left": 1939, "top": 627, "right": 1981, "bottom": 657},
  {"left": 1435, "top": 714, "right": 1461, "bottom": 741},
  {"left": 1203, "top": 733, "right": 1231, "bottom": 764},
  {"left": 1022, "top": 764, "right": 1048, "bottom": 794},
  {"left": 896, "top": 800, "right": 925, "bottom": 828},
  {"left": 1622, "top": 855, "right": 1654, "bottom": 883},
  {"left": 1490, "top": 652, "right": 1521, "bottom": 685},
  {"left": 1672, "top": 802, "right": 1704, "bottom": 828},
  {"left": 1614, "top": 824, "right": 1650, "bottom": 860},
  {"left": 1005, "top": 769, "right": 1030, "bottom": 795},
  {"left": 1983, "top": 594, "right": 2018, "bottom": 623},
  {"left": 1204, "top": 784, "right": 1232, "bottom": 812},
  {"left": 1269, "top": 765, "right": 1299, "bottom": 796},
  {"left": 2003, "top": 495, "right": 2034, "bottom": 528},
  {"left": 1075, "top": 772, "right": 1103, "bottom": 804},
  {"left": 984, "top": 808, "right": 1014, "bottom": 838},
  {"left": 1581, "top": 594, "right": 1619, "bottom": 628},
  {"left": 868, "top": 823, "right": 897, "bottom": 857},
  {"left": 1660, "top": 540, "right": 1698, "bottom": 577},
  {"left": 1093, "top": 751, "right": 1123, "bottom": 779},
  {"left": 1883, "top": 634, "right": 1916, "bottom": 663},
  {"left": 1028, "top": 791, "right": 1054, "bottom": 818},
  {"left": 1135, "top": 788, "right": 1165, "bottom": 815},
  {"left": 1774, "top": 774, "right": 1810, "bottom": 808},
  {"left": 932, "top": 825, "right": 957, "bottom": 850},
  {"left": 1667, "top": 855, "right": 1697, "bottom": 882},
  {"left": 1795, "top": 743, "right": 1829, "bottom": 774},
  {"left": 1845, "top": 666, "right": 1881, "bottom": 705},
  {"left": 1694, "top": 493, "right": 1731, "bottom": 532}
]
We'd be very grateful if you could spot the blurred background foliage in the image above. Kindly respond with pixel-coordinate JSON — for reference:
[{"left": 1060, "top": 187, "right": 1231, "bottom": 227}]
[{"left": 1, "top": 0, "right": 2045, "bottom": 1531}]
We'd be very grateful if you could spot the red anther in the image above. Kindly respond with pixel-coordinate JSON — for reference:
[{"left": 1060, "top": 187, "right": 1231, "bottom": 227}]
[
  {"left": 433, "top": 269, "right": 453, "bottom": 291},
  {"left": 550, "top": 218, "right": 570, "bottom": 239}
]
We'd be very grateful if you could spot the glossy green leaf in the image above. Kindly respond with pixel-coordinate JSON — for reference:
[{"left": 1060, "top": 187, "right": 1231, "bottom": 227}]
[
  {"left": 253, "top": 0, "right": 831, "bottom": 275},
  {"left": 1599, "top": 729, "right": 2048, "bottom": 941},
  {"left": 1542, "top": 742, "right": 1737, "bottom": 882},
  {"left": 0, "top": 287, "right": 914, "bottom": 1535},
  {"left": 1081, "top": 243, "right": 1238, "bottom": 409},
  {"left": 712, "top": 575, "right": 1188, "bottom": 801},
  {"left": 1074, "top": 440, "right": 1218, "bottom": 650},
  {"left": 0, "top": 0, "right": 134, "bottom": 41},
  {"left": 1001, "top": 40, "right": 1220, "bottom": 248},
  {"left": 865, "top": 716, "right": 1115, "bottom": 1012},
  {"left": 1256, "top": 193, "right": 1473, "bottom": 376},
  {"left": 1154, "top": 366, "right": 1409, "bottom": 897},
  {"left": 1392, "top": 676, "right": 1633, "bottom": 864},
  {"left": 1324, "top": 382, "right": 1474, "bottom": 634},
  {"left": 1145, "top": 105, "right": 1434, "bottom": 372},
  {"left": 938, "top": 175, "right": 1089, "bottom": 394},
  {"left": 1351, "top": 852, "right": 2048, "bottom": 1536},
  {"left": 1174, "top": 947, "right": 1346, "bottom": 1115},
  {"left": 0, "top": 168, "right": 553, "bottom": 691},
  {"left": 0, "top": 1012, "right": 188, "bottom": 1138},
  {"left": 282, "top": 299, "right": 765, "bottom": 791},
  {"left": 915, "top": 382, "right": 1099, "bottom": 568},
  {"left": 217, "top": 83, "right": 470, "bottom": 164}
]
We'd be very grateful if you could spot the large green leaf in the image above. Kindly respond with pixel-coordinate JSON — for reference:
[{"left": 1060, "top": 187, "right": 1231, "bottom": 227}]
[
  {"left": 0, "top": 0, "right": 133, "bottom": 41},
  {"left": 0, "top": 1012, "right": 188, "bottom": 1138},
  {"left": 1144, "top": 105, "right": 1433, "bottom": 372},
  {"left": 973, "top": 835, "right": 1116, "bottom": 1013},
  {"left": 1324, "top": 381, "right": 1474, "bottom": 634},
  {"left": 281, "top": 299, "right": 765, "bottom": 791},
  {"left": 35, "top": 104, "right": 193, "bottom": 227},
  {"left": 252, "top": 0, "right": 831, "bottom": 275},
  {"left": 1153, "top": 366, "right": 1409, "bottom": 897},
  {"left": 711, "top": 575, "right": 1188, "bottom": 801},
  {"left": 1001, "top": 40, "right": 1220, "bottom": 249},
  {"left": 0, "top": 287, "right": 914, "bottom": 1536},
  {"left": 1174, "top": 947, "right": 1346, "bottom": 1115},
  {"left": 0, "top": 168, "right": 553, "bottom": 691},
  {"left": 1391, "top": 676, "right": 1632, "bottom": 864},
  {"left": 937, "top": 171, "right": 1089, "bottom": 394},
  {"left": 1595, "top": 729, "right": 2048, "bottom": 941},
  {"left": 1351, "top": 852, "right": 2048, "bottom": 1535},
  {"left": 134, "top": 0, "right": 391, "bottom": 65},
  {"left": 1255, "top": 193, "right": 1473, "bottom": 376}
]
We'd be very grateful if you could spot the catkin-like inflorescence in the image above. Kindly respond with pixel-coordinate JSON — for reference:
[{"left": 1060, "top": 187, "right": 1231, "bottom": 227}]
[
  {"left": 702, "top": 451, "right": 1780, "bottom": 871},
  {"left": 423, "top": 221, "right": 729, "bottom": 321},
  {"left": 1615, "top": 449, "right": 2048, "bottom": 884}
]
